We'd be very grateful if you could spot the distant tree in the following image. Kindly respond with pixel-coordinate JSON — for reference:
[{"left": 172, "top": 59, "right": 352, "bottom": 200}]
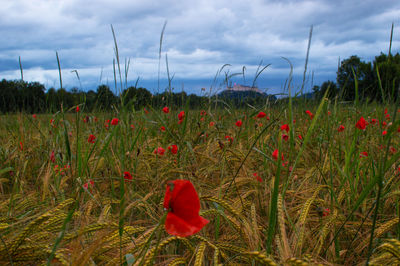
[
  {"left": 319, "top": 81, "right": 338, "bottom": 100},
  {"left": 337, "top": 55, "right": 373, "bottom": 101},
  {"left": 122, "top": 87, "right": 152, "bottom": 110},
  {"left": 96, "top": 85, "right": 117, "bottom": 110},
  {"left": 372, "top": 52, "right": 400, "bottom": 101}
]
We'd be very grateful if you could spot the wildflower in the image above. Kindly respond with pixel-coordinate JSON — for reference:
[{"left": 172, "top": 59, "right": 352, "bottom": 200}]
[
  {"left": 168, "top": 144, "right": 178, "bottom": 154},
  {"left": 385, "top": 114, "right": 390, "bottom": 120},
  {"left": 163, "top": 107, "right": 170, "bottom": 114},
  {"left": 253, "top": 173, "right": 262, "bottom": 183},
  {"left": 124, "top": 171, "right": 132, "bottom": 182},
  {"left": 88, "top": 134, "right": 96, "bottom": 144},
  {"left": 83, "top": 179, "right": 94, "bottom": 190},
  {"left": 272, "top": 149, "right": 284, "bottom": 161},
  {"left": 359, "top": 151, "right": 368, "bottom": 158},
  {"left": 280, "top": 124, "right": 289, "bottom": 132},
  {"left": 111, "top": 118, "right": 119, "bottom": 125},
  {"left": 50, "top": 151, "right": 55, "bottom": 163},
  {"left": 154, "top": 147, "right": 165, "bottom": 156},
  {"left": 257, "top": 111, "right": 266, "bottom": 118},
  {"left": 130, "top": 124, "right": 135, "bottom": 130},
  {"left": 390, "top": 146, "right": 397, "bottom": 154},
  {"left": 382, "top": 121, "right": 387, "bottom": 127},
  {"left": 370, "top": 118, "right": 378, "bottom": 125},
  {"left": 356, "top": 117, "right": 366, "bottom": 130},
  {"left": 209, "top": 121, "right": 215, "bottom": 127},
  {"left": 338, "top": 125, "right": 345, "bottom": 132},
  {"left": 323, "top": 208, "right": 330, "bottom": 217},
  {"left": 328, "top": 111, "right": 331, "bottom": 116},
  {"left": 235, "top": 120, "right": 243, "bottom": 127},
  {"left": 200, "top": 110, "right": 207, "bottom": 116},
  {"left": 160, "top": 126, "right": 166, "bottom": 132},
  {"left": 282, "top": 134, "right": 289, "bottom": 141},
  {"left": 76, "top": 106, "right": 80, "bottom": 112},
  {"left": 306, "top": 110, "right": 314, "bottom": 119},
  {"left": 298, "top": 134, "right": 303, "bottom": 140},
  {"left": 19, "top": 142, "right": 23, "bottom": 151},
  {"left": 178, "top": 111, "right": 185, "bottom": 121},
  {"left": 382, "top": 130, "right": 387, "bottom": 136},
  {"left": 32, "top": 114, "right": 37, "bottom": 119},
  {"left": 163, "top": 180, "right": 209, "bottom": 237},
  {"left": 225, "top": 135, "right": 233, "bottom": 144}
]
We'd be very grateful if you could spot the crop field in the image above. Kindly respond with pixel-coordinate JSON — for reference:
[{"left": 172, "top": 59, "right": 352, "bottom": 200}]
[{"left": 0, "top": 98, "right": 400, "bottom": 265}]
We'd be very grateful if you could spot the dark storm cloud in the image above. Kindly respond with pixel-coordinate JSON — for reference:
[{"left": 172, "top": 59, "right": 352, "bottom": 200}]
[{"left": 0, "top": 0, "right": 399, "bottom": 94}]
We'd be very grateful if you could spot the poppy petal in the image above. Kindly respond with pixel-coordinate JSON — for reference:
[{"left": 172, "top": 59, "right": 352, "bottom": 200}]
[{"left": 165, "top": 212, "right": 209, "bottom": 237}]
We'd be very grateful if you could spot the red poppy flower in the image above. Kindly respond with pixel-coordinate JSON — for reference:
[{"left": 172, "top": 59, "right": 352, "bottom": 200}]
[
  {"left": 88, "top": 134, "right": 96, "bottom": 144},
  {"left": 124, "top": 171, "right": 132, "bottom": 181},
  {"left": 32, "top": 114, "right": 37, "bottom": 119},
  {"left": 235, "top": 120, "right": 243, "bottom": 127},
  {"left": 160, "top": 126, "right": 166, "bottom": 132},
  {"left": 282, "top": 134, "right": 289, "bottom": 141},
  {"left": 130, "top": 124, "right": 135, "bottom": 130},
  {"left": 209, "top": 121, "right": 215, "bottom": 127},
  {"left": 154, "top": 147, "right": 165, "bottom": 156},
  {"left": 257, "top": 111, "right": 266, "bottom": 118},
  {"left": 280, "top": 124, "right": 289, "bottom": 132},
  {"left": 382, "top": 130, "right": 387, "bottom": 136},
  {"left": 76, "top": 106, "right": 80, "bottom": 112},
  {"left": 200, "top": 110, "right": 207, "bottom": 116},
  {"left": 178, "top": 111, "right": 185, "bottom": 121},
  {"left": 50, "top": 151, "right": 55, "bottom": 163},
  {"left": 322, "top": 208, "right": 330, "bottom": 217},
  {"left": 19, "top": 142, "right": 23, "bottom": 151},
  {"left": 272, "top": 149, "right": 284, "bottom": 161},
  {"left": 305, "top": 110, "right": 314, "bottom": 119},
  {"left": 298, "top": 134, "right": 303, "bottom": 140},
  {"left": 370, "top": 118, "right": 378, "bottom": 125},
  {"left": 163, "top": 180, "right": 209, "bottom": 237},
  {"left": 225, "top": 135, "right": 233, "bottom": 143},
  {"left": 163, "top": 107, "right": 170, "bottom": 114},
  {"left": 253, "top": 173, "right": 262, "bottom": 183},
  {"left": 359, "top": 151, "right": 368, "bottom": 158},
  {"left": 111, "top": 118, "right": 119, "bottom": 125},
  {"left": 168, "top": 144, "right": 178, "bottom": 154},
  {"left": 338, "top": 125, "right": 345, "bottom": 132},
  {"left": 83, "top": 179, "right": 94, "bottom": 190},
  {"left": 356, "top": 117, "right": 366, "bottom": 130}
]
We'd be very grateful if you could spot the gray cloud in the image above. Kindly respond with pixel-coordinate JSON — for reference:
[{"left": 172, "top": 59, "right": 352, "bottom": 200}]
[{"left": 0, "top": 0, "right": 399, "bottom": 94}]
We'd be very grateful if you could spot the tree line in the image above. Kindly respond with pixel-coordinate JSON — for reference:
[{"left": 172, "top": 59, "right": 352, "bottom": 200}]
[
  {"left": 313, "top": 52, "right": 400, "bottom": 102},
  {"left": 0, "top": 80, "right": 215, "bottom": 113},
  {"left": 1, "top": 51, "right": 399, "bottom": 113}
]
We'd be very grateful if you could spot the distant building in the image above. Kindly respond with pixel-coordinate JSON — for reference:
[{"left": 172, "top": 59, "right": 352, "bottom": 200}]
[{"left": 227, "top": 84, "right": 263, "bottom": 94}]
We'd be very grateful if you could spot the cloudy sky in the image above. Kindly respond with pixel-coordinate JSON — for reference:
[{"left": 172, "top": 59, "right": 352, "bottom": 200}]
[{"left": 1, "top": 0, "right": 399, "bottom": 96}]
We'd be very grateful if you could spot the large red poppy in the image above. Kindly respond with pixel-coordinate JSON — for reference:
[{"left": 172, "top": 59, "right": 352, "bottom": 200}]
[
  {"left": 356, "top": 117, "right": 366, "bottom": 130},
  {"left": 163, "top": 180, "right": 209, "bottom": 237}
]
